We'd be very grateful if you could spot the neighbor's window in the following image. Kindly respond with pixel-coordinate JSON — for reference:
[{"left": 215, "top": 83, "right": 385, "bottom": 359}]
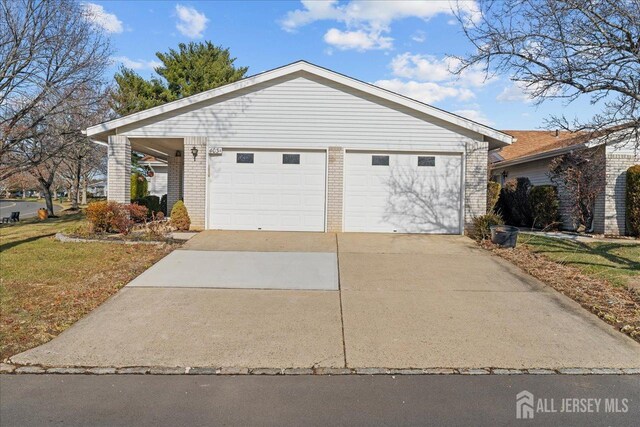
[
  {"left": 418, "top": 156, "right": 435, "bottom": 167},
  {"left": 372, "top": 155, "right": 389, "bottom": 166},
  {"left": 236, "top": 153, "right": 254, "bottom": 164},
  {"left": 283, "top": 154, "right": 300, "bottom": 164}
]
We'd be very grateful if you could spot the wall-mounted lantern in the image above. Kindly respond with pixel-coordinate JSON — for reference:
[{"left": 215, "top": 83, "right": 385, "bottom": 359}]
[
  {"left": 175, "top": 150, "right": 182, "bottom": 157},
  {"left": 191, "top": 146, "right": 199, "bottom": 161}
]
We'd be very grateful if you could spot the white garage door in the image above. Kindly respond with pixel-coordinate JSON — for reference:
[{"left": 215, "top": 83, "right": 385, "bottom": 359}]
[
  {"left": 344, "top": 151, "right": 462, "bottom": 233},
  {"left": 208, "top": 149, "right": 326, "bottom": 231}
]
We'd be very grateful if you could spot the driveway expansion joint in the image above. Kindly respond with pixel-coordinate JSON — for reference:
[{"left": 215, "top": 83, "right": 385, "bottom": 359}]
[{"left": 3, "top": 364, "right": 639, "bottom": 375}]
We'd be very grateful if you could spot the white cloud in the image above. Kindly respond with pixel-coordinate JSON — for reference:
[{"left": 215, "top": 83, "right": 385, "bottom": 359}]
[
  {"left": 324, "top": 28, "right": 392, "bottom": 51},
  {"left": 390, "top": 52, "right": 490, "bottom": 87},
  {"left": 374, "top": 79, "right": 474, "bottom": 104},
  {"left": 496, "top": 81, "right": 556, "bottom": 103},
  {"left": 175, "top": 4, "right": 209, "bottom": 38},
  {"left": 411, "top": 30, "right": 426, "bottom": 43},
  {"left": 82, "top": 3, "right": 123, "bottom": 33},
  {"left": 111, "top": 56, "right": 161, "bottom": 70},
  {"left": 453, "top": 109, "right": 494, "bottom": 126},
  {"left": 280, "top": 0, "right": 480, "bottom": 50}
]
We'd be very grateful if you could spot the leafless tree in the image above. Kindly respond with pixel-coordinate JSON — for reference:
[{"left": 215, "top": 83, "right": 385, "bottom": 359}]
[
  {"left": 453, "top": 0, "right": 640, "bottom": 144},
  {"left": 0, "top": 0, "right": 111, "bottom": 180},
  {"left": 548, "top": 147, "right": 606, "bottom": 231}
]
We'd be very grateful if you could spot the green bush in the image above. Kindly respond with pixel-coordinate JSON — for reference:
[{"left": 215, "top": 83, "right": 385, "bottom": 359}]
[
  {"left": 130, "top": 172, "right": 148, "bottom": 200},
  {"left": 627, "top": 165, "right": 640, "bottom": 236},
  {"left": 160, "top": 194, "right": 167, "bottom": 216},
  {"left": 170, "top": 200, "right": 191, "bottom": 231},
  {"left": 469, "top": 213, "right": 504, "bottom": 241},
  {"left": 487, "top": 181, "right": 501, "bottom": 213},
  {"left": 497, "top": 177, "right": 533, "bottom": 227},
  {"left": 133, "top": 195, "right": 161, "bottom": 216},
  {"left": 529, "top": 185, "right": 560, "bottom": 229}
]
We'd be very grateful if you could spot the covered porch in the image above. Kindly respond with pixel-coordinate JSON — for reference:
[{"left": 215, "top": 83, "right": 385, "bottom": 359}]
[{"left": 106, "top": 135, "right": 207, "bottom": 229}]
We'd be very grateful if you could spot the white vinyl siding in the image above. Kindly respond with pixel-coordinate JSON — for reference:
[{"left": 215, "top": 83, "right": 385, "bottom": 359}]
[
  {"left": 118, "top": 73, "right": 479, "bottom": 152},
  {"left": 493, "top": 158, "right": 553, "bottom": 186}
]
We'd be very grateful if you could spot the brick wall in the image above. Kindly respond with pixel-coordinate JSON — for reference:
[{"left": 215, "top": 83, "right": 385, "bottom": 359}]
[
  {"left": 327, "top": 146, "right": 344, "bottom": 232},
  {"left": 464, "top": 140, "right": 488, "bottom": 232},
  {"left": 183, "top": 136, "right": 208, "bottom": 230},
  {"left": 167, "top": 150, "right": 183, "bottom": 215},
  {"left": 602, "top": 153, "right": 639, "bottom": 235},
  {"left": 107, "top": 135, "right": 130, "bottom": 204}
]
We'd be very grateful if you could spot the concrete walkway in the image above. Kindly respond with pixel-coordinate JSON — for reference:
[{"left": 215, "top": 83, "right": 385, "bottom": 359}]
[
  {"left": 520, "top": 230, "right": 639, "bottom": 244},
  {"left": 10, "top": 232, "right": 640, "bottom": 370}
]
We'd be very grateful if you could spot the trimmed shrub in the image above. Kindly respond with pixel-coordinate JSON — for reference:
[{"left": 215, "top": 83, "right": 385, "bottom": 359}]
[
  {"left": 133, "top": 195, "right": 161, "bottom": 216},
  {"left": 170, "top": 200, "right": 190, "bottom": 231},
  {"left": 627, "top": 165, "right": 640, "bottom": 236},
  {"left": 130, "top": 172, "right": 148, "bottom": 200},
  {"left": 160, "top": 194, "right": 167, "bottom": 216},
  {"left": 529, "top": 185, "right": 560, "bottom": 230},
  {"left": 85, "top": 201, "right": 148, "bottom": 234},
  {"left": 487, "top": 181, "right": 501, "bottom": 213},
  {"left": 469, "top": 213, "right": 504, "bottom": 241},
  {"left": 497, "top": 177, "right": 533, "bottom": 227}
]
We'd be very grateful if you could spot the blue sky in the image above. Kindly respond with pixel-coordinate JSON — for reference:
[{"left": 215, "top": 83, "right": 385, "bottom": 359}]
[{"left": 84, "top": 0, "right": 600, "bottom": 130}]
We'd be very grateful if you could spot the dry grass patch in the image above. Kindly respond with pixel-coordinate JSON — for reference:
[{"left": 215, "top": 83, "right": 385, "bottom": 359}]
[
  {"left": 0, "top": 212, "right": 174, "bottom": 360},
  {"left": 482, "top": 239, "right": 640, "bottom": 343}
]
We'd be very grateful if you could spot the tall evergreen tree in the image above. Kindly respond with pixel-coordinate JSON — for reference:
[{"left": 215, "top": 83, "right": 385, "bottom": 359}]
[{"left": 111, "top": 42, "right": 248, "bottom": 116}]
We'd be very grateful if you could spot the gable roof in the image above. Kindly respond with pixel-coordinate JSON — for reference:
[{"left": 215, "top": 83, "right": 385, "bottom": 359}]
[
  {"left": 86, "top": 60, "right": 512, "bottom": 146},
  {"left": 494, "top": 130, "right": 588, "bottom": 163}
]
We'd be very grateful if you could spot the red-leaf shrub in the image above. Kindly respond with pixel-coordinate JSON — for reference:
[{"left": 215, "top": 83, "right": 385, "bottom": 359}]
[{"left": 86, "top": 201, "right": 148, "bottom": 234}]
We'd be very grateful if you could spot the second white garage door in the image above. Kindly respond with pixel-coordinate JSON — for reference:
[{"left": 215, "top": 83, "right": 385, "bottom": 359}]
[
  {"left": 344, "top": 151, "right": 463, "bottom": 234},
  {"left": 208, "top": 149, "right": 326, "bottom": 231}
]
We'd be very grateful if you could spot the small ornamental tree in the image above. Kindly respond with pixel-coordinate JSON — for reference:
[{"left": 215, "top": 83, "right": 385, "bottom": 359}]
[
  {"left": 627, "top": 165, "right": 640, "bottom": 236},
  {"left": 529, "top": 185, "right": 560, "bottom": 230},
  {"left": 170, "top": 200, "right": 190, "bottom": 231},
  {"left": 487, "top": 181, "right": 501, "bottom": 213},
  {"left": 130, "top": 172, "right": 148, "bottom": 200},
  {"left": 549, "top": 149, "right": 605, "bottom": 231}
]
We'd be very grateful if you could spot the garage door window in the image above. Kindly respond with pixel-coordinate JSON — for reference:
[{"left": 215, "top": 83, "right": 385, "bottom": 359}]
[
  {"left": 418, "top": 156, "right": 435, "bottom": 167},
  {"left": 372, "top": 155, "right": 389, "bottom": 166},
  {"left": 236, "top": 153, "right": 254, "bottom": 164},
  {"left": 282, "top": 154, "right": 300, "bottom": 164}
]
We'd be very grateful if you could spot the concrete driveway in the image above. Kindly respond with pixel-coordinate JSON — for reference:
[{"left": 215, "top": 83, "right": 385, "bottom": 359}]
[{"left": 11, "top": 231, "right": 640, "bottom": 370}]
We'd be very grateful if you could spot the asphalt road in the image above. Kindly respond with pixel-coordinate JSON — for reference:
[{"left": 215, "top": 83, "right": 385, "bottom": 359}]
[
  {"left": 1, "top": 375, "right": 638, "bottom": 426},
  {"left": 0, "top": 200, "right": 60, "bottom": 219}
]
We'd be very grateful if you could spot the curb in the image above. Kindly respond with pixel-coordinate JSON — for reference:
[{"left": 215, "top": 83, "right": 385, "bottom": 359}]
[{"left": 1, "top": 363, "right": 638, "bottom": 376}]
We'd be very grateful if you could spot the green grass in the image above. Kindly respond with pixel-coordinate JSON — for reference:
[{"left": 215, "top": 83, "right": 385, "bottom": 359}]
[
  {"left": 519, "top": 235, "right": 640, "bottom": 288},
  {"left": 0, "top": 213, "right": 172, "bottom": 360}
]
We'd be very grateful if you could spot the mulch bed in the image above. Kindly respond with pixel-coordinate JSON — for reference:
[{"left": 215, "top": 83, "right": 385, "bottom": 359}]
[{"left": 481, "top": 241, "right": 640, "bottom": 343}]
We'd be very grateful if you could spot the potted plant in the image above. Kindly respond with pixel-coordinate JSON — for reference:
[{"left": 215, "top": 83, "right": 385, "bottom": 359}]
[{"left": 38, "top": 208, "right": 48, "bottom": 220}]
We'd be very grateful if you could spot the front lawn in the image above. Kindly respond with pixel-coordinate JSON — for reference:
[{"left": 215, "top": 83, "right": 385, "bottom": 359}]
[
  {"left": 519, "top": 235, "right": 640, "bottom": 288},
  {"left": 0, "top": 213, "right": 173, "bottom": 361}
]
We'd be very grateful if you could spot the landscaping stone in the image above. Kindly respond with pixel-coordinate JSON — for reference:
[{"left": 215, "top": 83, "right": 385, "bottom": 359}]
[
  {"left": 558, "top": 368, "right": 592, "bottom": 375},
  {"left": 388, "top": 369, "right": 425, "bottom": 375},
  {"left": 250, "top": 368, "right": 283, "bottom": 375},
  {"left": 15, "top": 366, "right": 45, "bottom": 374},
  {"left": 117, "top": 367, "right": 149, "bottom": 375},
  {"left": 492, "top": 369, "right": 525, "bottom": 375},
  {"left": 219, "top": 367, "right": 249, "bottom": 375},
  {"left": 355, "top": 368, "right": 389, "bottom": 375},
  {"left": 46, "top": 367, "right": 87, "bottom": 374},
  {"left": 422, "top": 368, "right": 456, "bottom": 375},
  {"left": 459, "top": 368, "right": 490, "bottom": 375},
  {"left": 283, "top": 368, "right": 314, "bottom": 375},
  {"left": 622, "top": 368, "right": 640, "bottom": 374},
  {"left": 87, "top": 367, "right": 117, "bottom": 375},
  {"left": 590, "top": 368, "right": 624, "bottom": 375},
  {"left": 148, "top": 367, "right": 186, "bottom": 375},
  {"left": 527, "top": 369, "right": 556, "bottom": 375},
  {"left": 0, "top": 363, "right": 16, "bottom": 374},
  {"left": 314, "top": 367, "right": 352, "bottom": 375}
]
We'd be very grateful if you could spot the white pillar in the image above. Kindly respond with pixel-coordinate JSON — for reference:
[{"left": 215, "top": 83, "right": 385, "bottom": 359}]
[
  {"left": 183, "top": 136, "right": 207, "bottom": 229},
  {"left": 107, "top": 135, "right": 130, "bottom": 204}
]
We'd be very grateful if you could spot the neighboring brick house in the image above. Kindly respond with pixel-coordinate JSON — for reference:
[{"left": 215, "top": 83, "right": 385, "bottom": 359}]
[
  {"left": 87, "top": 61, "right": 512, "bottom": 233},
  {"left": 490, "top": 129, "right": 639, "bottom": 235}
]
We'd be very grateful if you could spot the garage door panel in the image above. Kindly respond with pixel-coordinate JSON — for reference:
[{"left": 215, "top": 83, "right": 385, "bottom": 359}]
[
  {"left": 345, "top": 152, "right": 462, "bottom": 234},
  {"left": 209, "top": 149, "right": 326, "bottom": 231}
]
